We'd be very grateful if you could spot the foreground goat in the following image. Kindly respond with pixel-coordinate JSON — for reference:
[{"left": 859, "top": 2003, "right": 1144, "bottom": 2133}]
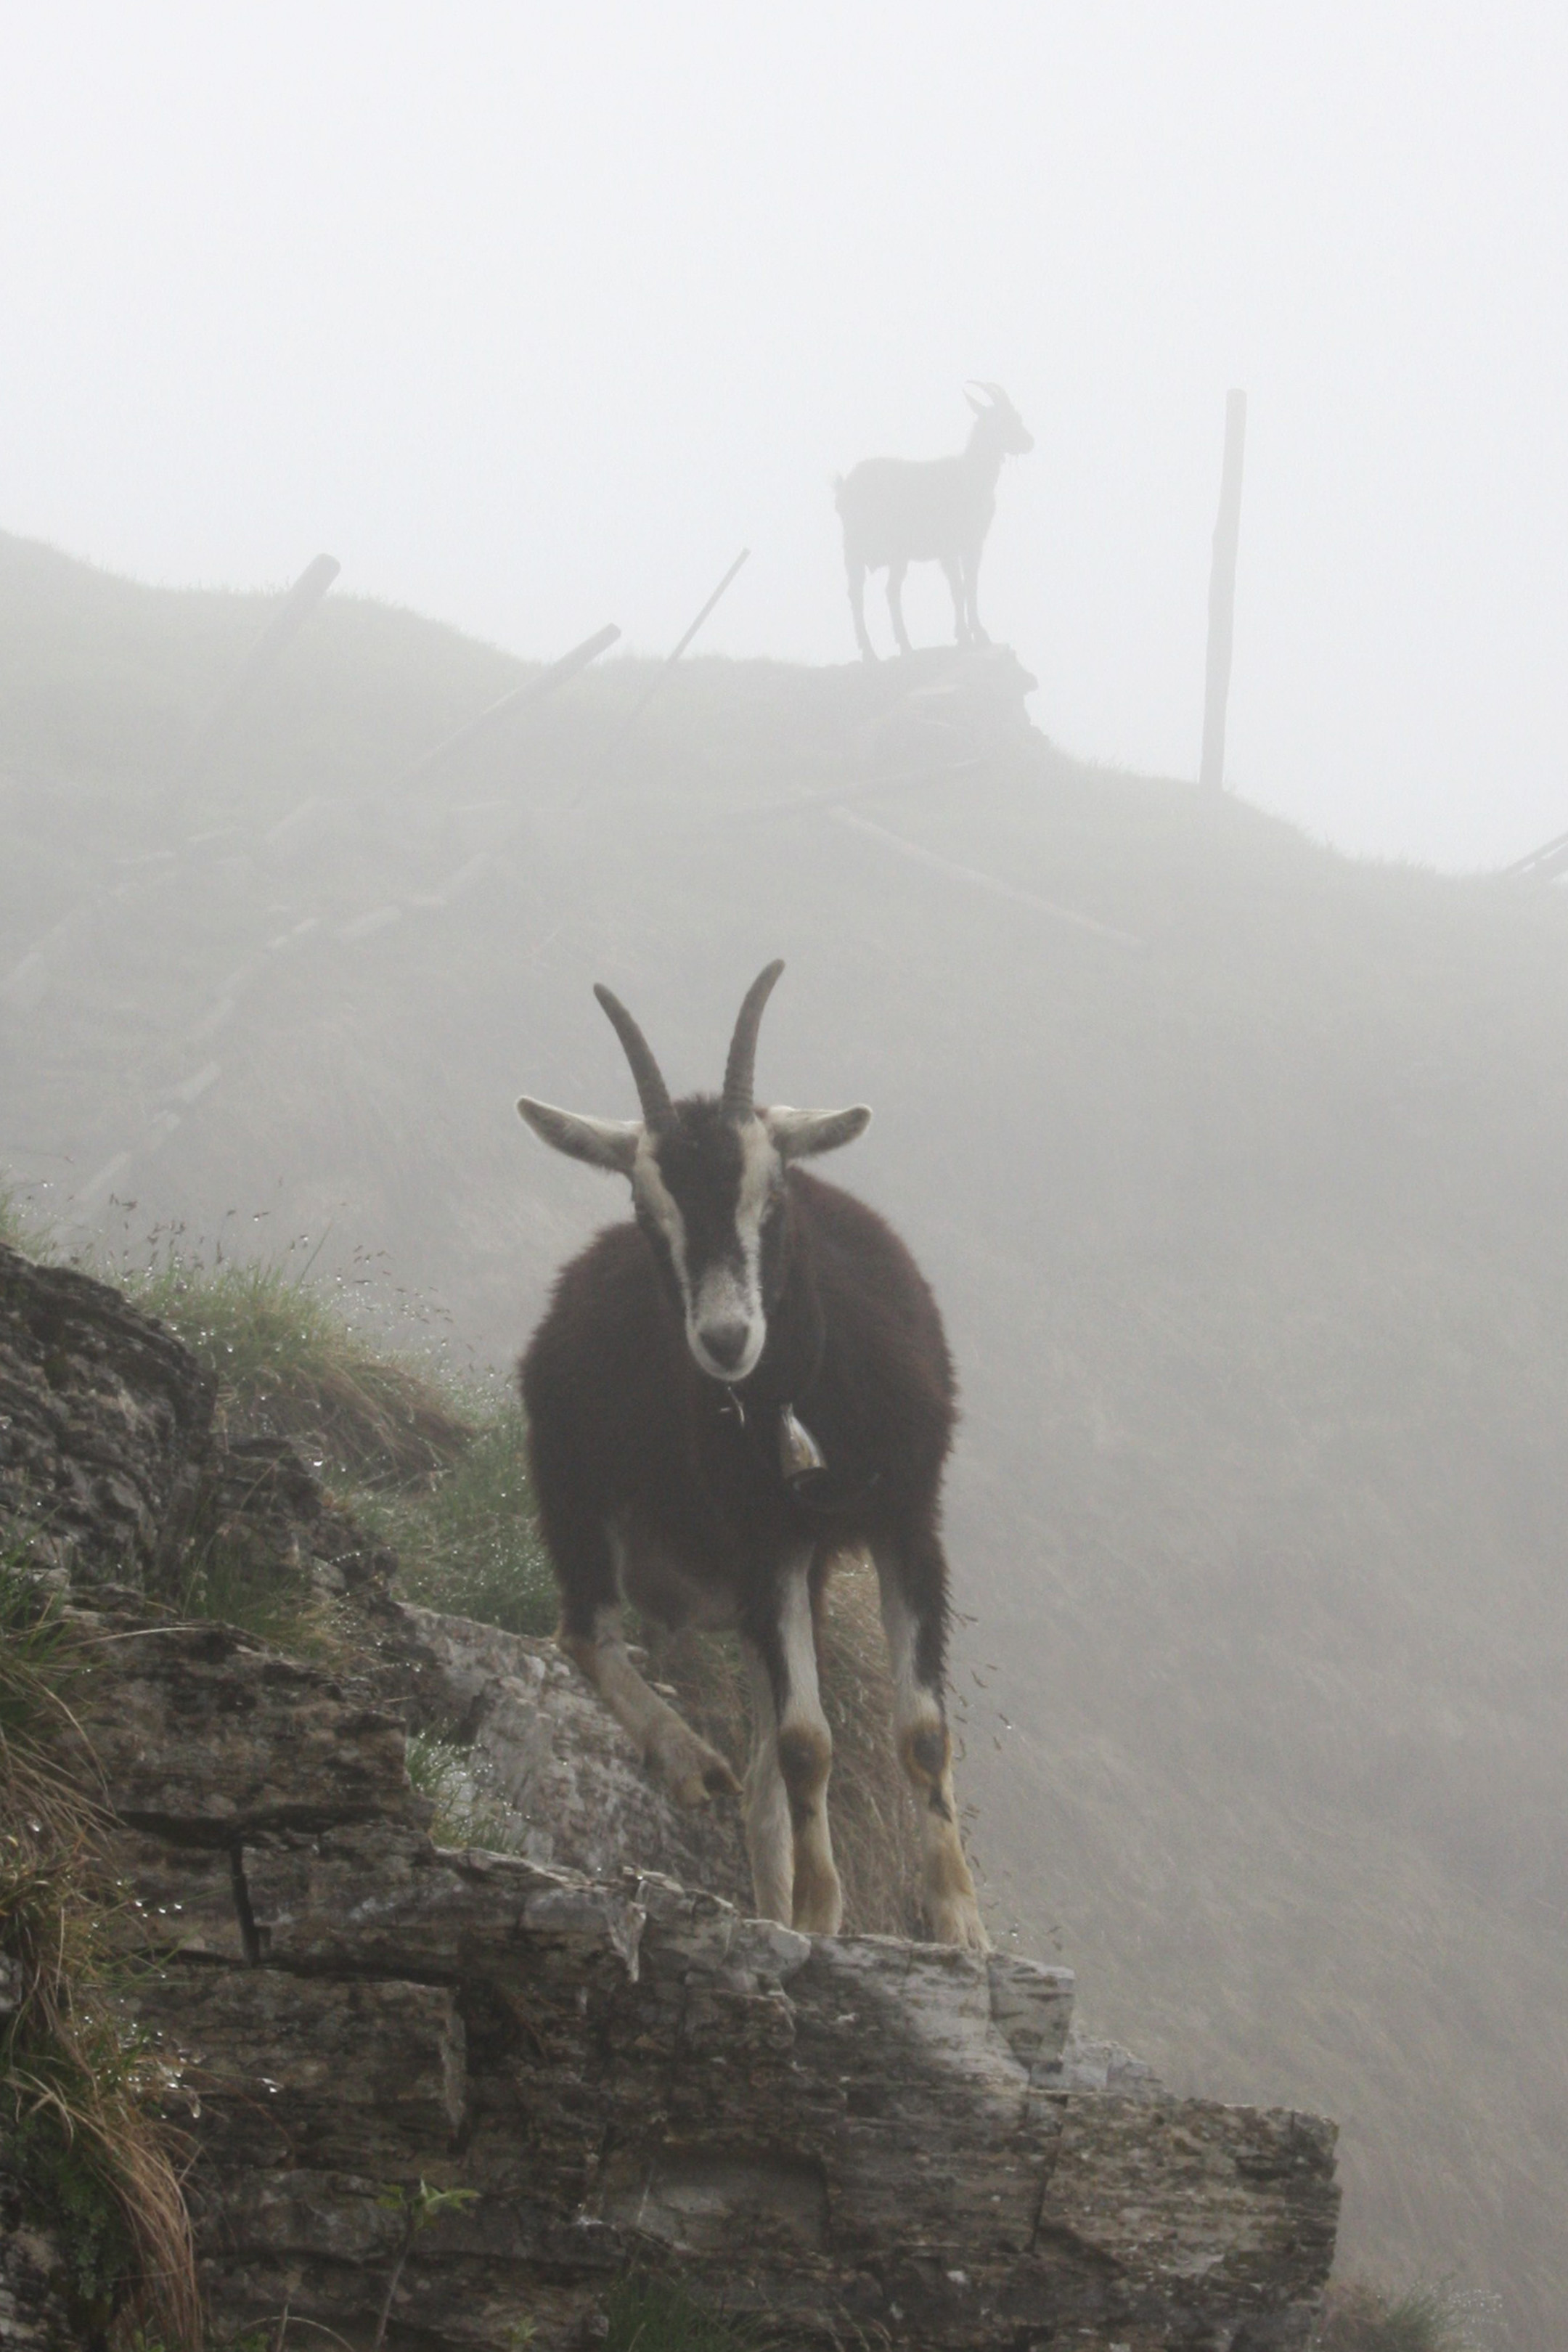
[
  {"left": 516, "top": 963, "right": 985, "bottom": 1947},
  {"left": 835, "top": 381, "right": 1034, "bottom": 661}
]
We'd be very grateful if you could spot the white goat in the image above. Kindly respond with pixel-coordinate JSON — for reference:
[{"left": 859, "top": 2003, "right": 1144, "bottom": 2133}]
[{"left": 835, "top": 383, "right": 1034, "bottom": 662}]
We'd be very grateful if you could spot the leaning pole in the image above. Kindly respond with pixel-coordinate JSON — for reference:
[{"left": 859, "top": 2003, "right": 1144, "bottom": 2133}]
[{"left": 1200, "top": 388, "right": 1247, "bottom": 793}]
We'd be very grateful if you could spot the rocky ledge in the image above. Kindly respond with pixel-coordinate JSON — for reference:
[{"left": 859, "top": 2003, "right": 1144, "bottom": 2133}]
[{"left": 0, "top": 1246, "right": 1339, "bottom": 2348}]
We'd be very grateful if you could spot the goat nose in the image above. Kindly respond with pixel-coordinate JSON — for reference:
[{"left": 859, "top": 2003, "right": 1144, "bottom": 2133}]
[{"left": 700, "top": 1318, "right": 751, "bottom": 1372}]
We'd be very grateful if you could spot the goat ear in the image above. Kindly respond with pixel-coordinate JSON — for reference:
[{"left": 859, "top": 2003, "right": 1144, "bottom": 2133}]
[
  {"left": 518, "top": 1097, "right": 641, "bottom": 1173},
  {"left": 965, "top": 388, "right": 987, "bottom": 415},
  {"left": 764, "top": 1104, "right": 873, "bottom": 1161}
]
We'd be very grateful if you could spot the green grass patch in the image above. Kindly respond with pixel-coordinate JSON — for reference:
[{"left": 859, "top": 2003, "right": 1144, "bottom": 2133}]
[
  {"left": 176, "top": 1523, "right": 338, "bottom": 1656},
  {"left": 357, "top": 1399, "right": 555, "bottom": 1636},
  {"left": 603, "top": 2274, "right": 763, "bottom": 2352},
  {"left": 404, "top": 1731, "right": 521, "bottom": 1853}
]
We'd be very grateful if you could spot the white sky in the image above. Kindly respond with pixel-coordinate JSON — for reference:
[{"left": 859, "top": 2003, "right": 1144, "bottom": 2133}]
[{"left": 5, "top": 4, "right": 1567, "bottom": 870}]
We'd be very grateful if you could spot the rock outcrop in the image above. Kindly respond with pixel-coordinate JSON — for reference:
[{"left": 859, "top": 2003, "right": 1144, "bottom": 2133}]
[{"left": 1, "top": 1251, "right": 1339, "bottom": 2348}]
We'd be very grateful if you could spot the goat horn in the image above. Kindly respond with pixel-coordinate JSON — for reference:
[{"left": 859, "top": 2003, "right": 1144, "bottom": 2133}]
[
  {"left": 965, "top": 380, "right": 997, "bottom": 404},
  {"left": 594, "top": 984, "right": 675, "bottom": 1132},
  {"left": 722, "top": 959, "right": 785, "bottom": 1123}
]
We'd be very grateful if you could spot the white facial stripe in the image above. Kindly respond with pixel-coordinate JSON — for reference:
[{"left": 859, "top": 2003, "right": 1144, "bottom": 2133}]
[
  {"left": 637, "top": 1120, "right": 781, "bottom": 1383},
  {"left": 702, "top": 1121, "right": 777, "bottom": 1347},
  {"left": 633, "top": 1132, "right": 692, "bottom": 1289}
]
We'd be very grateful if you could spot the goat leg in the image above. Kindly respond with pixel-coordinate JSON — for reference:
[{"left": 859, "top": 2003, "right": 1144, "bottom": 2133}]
[
  {"left": 561, "top": 1603, "right": 740, "bottom": 1808},
  {"left": 886, "top": 561, "right": 915, "bottom": 658},
  {"left": 745, "top": 1554, "right": 844, "bottom": 1935},
  {"left": 846, "top": 554, "right": 878, "bottom": 663},
  {"left": 872, "top": 1533, "right": 988, "bottom": 1949}
]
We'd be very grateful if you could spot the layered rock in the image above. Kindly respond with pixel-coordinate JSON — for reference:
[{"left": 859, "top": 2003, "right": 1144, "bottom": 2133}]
[
  {"left": 1, "top": 1252, "right": 1340, "bottom": 2347},
  {"left": 0, "top": 1242, "right": 211, "bottom": 1593}
]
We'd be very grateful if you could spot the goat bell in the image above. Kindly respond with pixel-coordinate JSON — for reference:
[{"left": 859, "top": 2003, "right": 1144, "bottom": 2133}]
[{"left": 779, "top": 1402, "right": 828, "bottom": 1481}]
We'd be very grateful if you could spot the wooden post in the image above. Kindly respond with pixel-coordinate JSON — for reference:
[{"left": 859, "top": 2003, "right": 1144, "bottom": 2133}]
[
  {"left": 1200, "top": 390, "right": 1246, "bottom": 792},
  {"left": 177, "top": 554, "right": 341, "bottom": 788},
  {"left": 391, "top": 621, "right": 621, "bottom": 791},
  {"left": 608, "top": 547, "right": 751, "bottom": 743}
]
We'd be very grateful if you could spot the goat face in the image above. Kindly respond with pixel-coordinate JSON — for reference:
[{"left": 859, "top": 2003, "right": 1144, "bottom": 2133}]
[
  {"left": 518, "top": 962, "right": 870, "bottom": 1384},
  {"left": 965, "top": 380, "right": 1035, "bottom": 457}
]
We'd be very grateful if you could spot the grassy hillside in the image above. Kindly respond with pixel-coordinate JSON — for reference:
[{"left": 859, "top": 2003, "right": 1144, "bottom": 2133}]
[{"left": 3, "top": 528, "right": 1566, "bottom": 2341}]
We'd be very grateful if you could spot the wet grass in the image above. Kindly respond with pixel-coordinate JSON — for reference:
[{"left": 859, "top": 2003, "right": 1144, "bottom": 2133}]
[
  {"left": 1310, "top": 2277, "right": 1507, "bottom": 2351},
  {"left": 123, "top": 1240, "right": 474, "bottom": 1487},
  {"left": 355, "top": 1397, "right": 555, "bottom": 1636},
  {"left": 0, "top": 1556, "right": 200, "bottom": 2350},
  {"left": 603, "top": 2274, "right": 764, "bottom": 2352}
]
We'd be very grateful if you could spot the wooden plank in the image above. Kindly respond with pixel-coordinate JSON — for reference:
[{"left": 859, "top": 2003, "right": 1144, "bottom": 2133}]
[
  {"left": 607, "top": 548, "right": 751, "bottom": 743},
  {"left": 1500, "top": 825, "right": 1568, "bottom": 881},
  {"left": 829, "top": 808, "right": 1144, "bottom": 950},
  {"left": 391, "top": 621, "right": 621, "bottom": 790}
]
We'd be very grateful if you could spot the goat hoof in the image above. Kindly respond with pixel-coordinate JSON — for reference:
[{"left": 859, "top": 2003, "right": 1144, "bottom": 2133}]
[
  {"left": 927, "top": 1892, "right": 990, "bottom": 1951},
  {"left": 700, "top": 1754, "right": 741, "bottom": 1801},
  {"left": 657, "top": 1732, "right": 740, "bottom": 1807}
]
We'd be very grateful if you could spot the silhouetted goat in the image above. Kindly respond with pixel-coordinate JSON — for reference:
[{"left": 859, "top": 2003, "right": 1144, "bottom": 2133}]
[
  {"left": 836, "top": 381, "right": 1034, "bottom": 661},
  {"left": 516, "top": 962, "right": 985, "bottom": 1946}
]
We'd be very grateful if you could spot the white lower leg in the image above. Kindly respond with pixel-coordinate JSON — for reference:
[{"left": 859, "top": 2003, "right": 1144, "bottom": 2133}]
[
  {"left": 561, "top": 1608, "right": 738, "bottom": 1807},
  {"left": 875, "top": 1563, "right": 987, "bottom": 1951},
  {"left": 775, "top": 1561, "right": 843, "bottom": 1936},
  {"left": 741, "top": 1640, "right": 793, "bottom": 1927}
]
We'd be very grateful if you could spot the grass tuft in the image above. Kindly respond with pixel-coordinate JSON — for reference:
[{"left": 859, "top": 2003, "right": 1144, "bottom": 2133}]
[
  {"left": 603, "top": 2273, "right": 763, "bottom": 2352},
  {"left": 405, "top": 1729, "right": 522, "bottom": 1853},
  {"left": 0, "top": 1177, "right": 54, "bottom": 1260},
  {"left": 123, "top": 1239, "right": 473, "bottom": 1486},
  {"left": 0, "top": 1556, "right": 201, "bottom": 2350},
  {"left": 356, "top": 1398, "right": 555, "bottom": 1636},
  {"left": 1310, "top": 2277, "right": 1508, "bottom": 2352}
]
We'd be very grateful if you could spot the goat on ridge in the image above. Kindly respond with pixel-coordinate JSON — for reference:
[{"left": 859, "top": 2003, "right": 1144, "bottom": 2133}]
[
  {"left": 835, "top": 381, "right": 1034, "bottom": 662},
  {"left": 515, "top": 962, "right": 986, "bottom": 1948}
]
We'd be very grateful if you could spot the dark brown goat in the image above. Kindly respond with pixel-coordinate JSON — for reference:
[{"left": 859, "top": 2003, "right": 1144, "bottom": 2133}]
[{"left": 516, "top": 963, "right": 985, "bottom": 1945}]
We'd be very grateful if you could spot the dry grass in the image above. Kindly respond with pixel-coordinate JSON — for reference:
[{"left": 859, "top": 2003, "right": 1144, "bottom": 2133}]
[{"left": 0, "top": 1565, "right": 201, "bottom": 2351}]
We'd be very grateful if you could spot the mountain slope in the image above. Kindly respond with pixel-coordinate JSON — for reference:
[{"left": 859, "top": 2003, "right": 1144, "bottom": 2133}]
[{"left": 2, "top": 528, "right": 1564, "bottom": 2340}]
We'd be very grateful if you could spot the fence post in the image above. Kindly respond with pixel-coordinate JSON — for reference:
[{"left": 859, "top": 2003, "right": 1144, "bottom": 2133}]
[
  {"left": 1200, "top": 390, "right": 1247, "bottom": 793},
  {"left": 608, "top": 548, "right": 751, "bottom": 745},
  {"left": 175, "top": 554, "right": 341, "bottom": 796},
  {"left": 390, "top": 622, "right": 621, "bottom": 791}
]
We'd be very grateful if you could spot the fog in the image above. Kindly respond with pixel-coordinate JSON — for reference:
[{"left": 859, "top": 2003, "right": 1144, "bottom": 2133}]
[
  {"left": 6, "top": 4, "right": 1568, "bottom": 869},
  {"left": 7, "top": 9, "right": 1568, "bottom": 2340}
]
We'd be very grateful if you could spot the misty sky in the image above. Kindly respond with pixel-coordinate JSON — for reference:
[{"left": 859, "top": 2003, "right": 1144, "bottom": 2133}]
[{"left": 6, "top": 5, "right": 1567, "bottom": 871}]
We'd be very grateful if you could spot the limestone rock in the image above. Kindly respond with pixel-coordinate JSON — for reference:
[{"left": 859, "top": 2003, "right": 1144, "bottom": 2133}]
[
  {"left": 0, "top": 2170, "right": 75, "bottom": 2352},
  {"left": 0, "top": 1244, "right": 1339, "bottom": 2347},
  {"left": 0, "top": 1243, "right": 211, "bottom": 1593},
  {"left": 70, "top": 1605, "right": 419, "bottom": 1838},
  {"left": 382, "top": 1600, "right": 751, "bottom": 1900}
]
